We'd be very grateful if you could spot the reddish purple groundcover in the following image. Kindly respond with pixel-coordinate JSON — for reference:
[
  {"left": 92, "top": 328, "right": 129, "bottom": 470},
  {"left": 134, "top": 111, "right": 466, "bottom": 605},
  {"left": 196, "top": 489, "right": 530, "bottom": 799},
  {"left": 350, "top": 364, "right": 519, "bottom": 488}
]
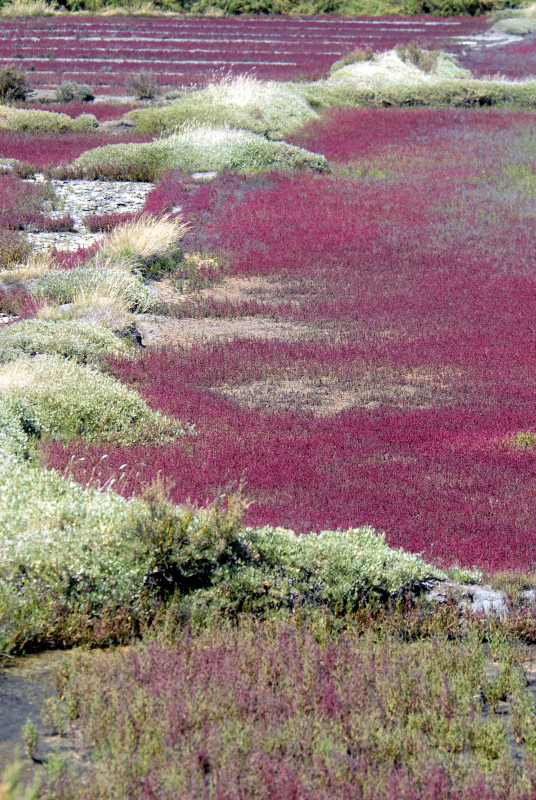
[
  {"left": 0, "top": 130, "right": 150, "bottom": 168},
  {"left": 0, "top": 14, "right": 491, "bottom": 92},
  {"left": 45, "top": 108, "right": 536, "bottom": 572}
]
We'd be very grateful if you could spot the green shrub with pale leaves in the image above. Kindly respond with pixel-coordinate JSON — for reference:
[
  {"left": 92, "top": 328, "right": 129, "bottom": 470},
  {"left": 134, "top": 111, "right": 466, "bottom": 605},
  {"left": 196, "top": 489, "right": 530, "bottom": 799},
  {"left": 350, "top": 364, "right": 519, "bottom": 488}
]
[
  {"left": 73, "top": 126, "right": 328, "bottom": 181},
  {"left": 0, "top": 318, "right": 132, "bottom": 364},
  {"left": 131, "top": 488, "right": 444, "bottom": 622},
  {"left": 127, "top": 76, "right": 317, "bottom": 140},
  {"left": 0, "top": 107, "right": 97, "bottom": 134},
  {"left": 32, "top": 266, "right": 158, "bottom": 313},
  {"left": 0, "top": 354, "right": 192, "bottom": 445}
]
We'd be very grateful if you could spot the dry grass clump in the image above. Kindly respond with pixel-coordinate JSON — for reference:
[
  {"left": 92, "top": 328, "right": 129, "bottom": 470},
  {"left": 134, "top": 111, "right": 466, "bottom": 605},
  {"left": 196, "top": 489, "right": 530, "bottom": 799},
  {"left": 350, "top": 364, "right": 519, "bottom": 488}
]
[
  {"left": 0, "top": 250, "right": 57, "bottom": 284},
  {"left": 97, "top": 213, "right": 189, "bottom": 265},
  {"left": 0, "top": 762, "right": 39, "bottom": 800},
  {"left": 127, "top": 70, "right": 159, "bottom": 100},
  {"left": 28, "top": 215, "right": 189, "bottom": 327},
  {"left": 0, "top": 230, "right": 30, "bottom": 271}
]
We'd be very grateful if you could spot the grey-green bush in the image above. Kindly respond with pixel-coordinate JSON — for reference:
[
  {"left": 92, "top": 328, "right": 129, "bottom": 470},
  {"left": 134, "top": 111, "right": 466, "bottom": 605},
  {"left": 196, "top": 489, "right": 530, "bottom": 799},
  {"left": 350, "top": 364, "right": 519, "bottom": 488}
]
[
  {"left": 32, "top": 266, "right": 158, "bottom": 312},
  {"left": 73, "top": 126, "right": 329, "bottom": 180},
  {"left": 0, "top": 65, "right": 29, "bottom": 102},
  {"left": 0, "top": 354, "right": 192, "bottom": 445},
  {"left": 127, "top": 77, "right": 318, "bottom": 140},
  {"left": 55, "top": 81, "right": 95, "bottom": 102},
  {"left": 0, "top": 318, "right": 131, "bottom": 364}
]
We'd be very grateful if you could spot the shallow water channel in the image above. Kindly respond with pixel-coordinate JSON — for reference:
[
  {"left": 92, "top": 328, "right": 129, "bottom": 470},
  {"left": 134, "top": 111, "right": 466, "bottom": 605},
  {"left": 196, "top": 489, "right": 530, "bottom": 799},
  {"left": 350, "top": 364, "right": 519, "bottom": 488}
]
[{"left": 0, "top": 650, "right": 75, "bottom": 785}]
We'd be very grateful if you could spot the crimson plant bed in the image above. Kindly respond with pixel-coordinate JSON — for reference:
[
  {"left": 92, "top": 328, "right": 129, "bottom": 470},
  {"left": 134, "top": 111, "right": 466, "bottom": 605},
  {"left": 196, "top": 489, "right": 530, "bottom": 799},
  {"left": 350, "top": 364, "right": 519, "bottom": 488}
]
[
  {"left": 0, "top": 14, "right": 490, "bottom": 93},
  {"left": 41, "top": 107, "right": 536, "bottom": 573}
]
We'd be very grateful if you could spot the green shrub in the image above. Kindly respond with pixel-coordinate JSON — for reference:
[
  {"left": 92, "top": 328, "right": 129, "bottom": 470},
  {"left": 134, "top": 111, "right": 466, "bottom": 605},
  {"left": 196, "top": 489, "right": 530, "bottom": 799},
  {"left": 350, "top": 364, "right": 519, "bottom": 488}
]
[
  {"left": 32, "top": 266, "right": 158, "bottom": 312},
  {"left": 0, "top": 354, "right": 192, "bottom": 446},
  {"left": 55, "top": 80, "right": 94, "bottom": 102},
  {"left": 0, "top": 107, "right": 97, "bottom": 133},
  {"left": 493, "top": 16, "right": 536, "bottom": 33},
  {"left": 0, "top": 393, "right": 34, "bottom": 459},
  {"left": 298, "top": 77, "right": 536, "bottom": 110},
  {"left": 0, "top": 438, "right": 149, "bottom": 654},
  {"left": 73, "top": 126, "right": 329, "bottom": 180},
  {"left": 0, "top": 318, "right": 131, "bottom": 364},
  {"left": 132, "top": 486, "right": 443, "bottom": 618},
  {"left": 127, "top": 76, "right": 318, "bottom": 140},
  {"left": 0, "top": 65, "right": 29, "bottom": 102}
]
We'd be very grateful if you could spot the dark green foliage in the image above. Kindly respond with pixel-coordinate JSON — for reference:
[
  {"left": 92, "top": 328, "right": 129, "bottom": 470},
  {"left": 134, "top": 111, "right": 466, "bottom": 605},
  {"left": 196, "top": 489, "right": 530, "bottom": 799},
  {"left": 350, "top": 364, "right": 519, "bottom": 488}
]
[
  {"left": 36, "top": 0, "right": 517, "bottom": 15},
  {"left": 0, "top": 66, "right": 29, "bottom": 103},
  {"left": 410, "top": 0, "right": 516, "bottom": 13},
  {"left": 137, "top": 244, "right": 184, "bottom": 280}
]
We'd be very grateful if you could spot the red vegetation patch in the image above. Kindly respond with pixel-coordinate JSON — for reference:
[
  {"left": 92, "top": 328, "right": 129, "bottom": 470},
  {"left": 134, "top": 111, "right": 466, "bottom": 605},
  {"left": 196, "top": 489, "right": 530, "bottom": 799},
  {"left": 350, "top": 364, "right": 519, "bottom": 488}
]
[
  {"left": 84, "top": 211, "right": 139, "bottom": 233},
  {"left": 0, "top": 130, "right": 150, "bottom": 168},
  {"left": 0, "top": 15, "right": 491, "bottom": 91},
  {"left": 44, "top": 109, "right": 536, "bottom": 572},
  {"left": 40, "top": 625, "right": 536, "bottom": 800},
  {"left": 0, "top": 286, "right": 43, "bottom": 317},
  {"left": 0, "top": 173, "right": 50, "bottom": 229}
]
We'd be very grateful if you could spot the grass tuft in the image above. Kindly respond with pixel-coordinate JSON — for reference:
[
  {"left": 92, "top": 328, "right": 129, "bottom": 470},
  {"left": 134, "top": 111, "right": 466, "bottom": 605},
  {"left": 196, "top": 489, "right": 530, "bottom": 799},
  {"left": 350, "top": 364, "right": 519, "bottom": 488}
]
[{"left": 97, "top": 213, "right": 189, "bottom": 267}]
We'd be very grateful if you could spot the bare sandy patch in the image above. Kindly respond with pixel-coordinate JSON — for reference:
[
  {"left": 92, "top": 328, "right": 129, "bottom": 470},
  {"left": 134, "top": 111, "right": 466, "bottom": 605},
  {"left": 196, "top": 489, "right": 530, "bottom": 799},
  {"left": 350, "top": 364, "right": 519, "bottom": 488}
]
[
  {"left": 135, "top": 314, "right": 316, "bottom": 348},
  {"left": 211, "top": 368, "right": 463, "bottom": 417},
  {"left": 148, "top": 274, "right": 316, "bottom": 307}
]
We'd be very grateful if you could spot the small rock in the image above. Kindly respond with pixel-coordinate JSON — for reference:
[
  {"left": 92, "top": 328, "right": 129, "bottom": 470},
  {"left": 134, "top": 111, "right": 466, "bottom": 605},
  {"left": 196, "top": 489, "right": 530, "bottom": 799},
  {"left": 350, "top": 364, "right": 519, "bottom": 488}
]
[
  {"left": 191, "top": 171, "right": 219, "bottom": 181},
  {"left": 97, "top": 119, "right": 136, "bottom": 134},
  {"left": 115, "top": 323, "right": 145, "bottom": 348}
]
